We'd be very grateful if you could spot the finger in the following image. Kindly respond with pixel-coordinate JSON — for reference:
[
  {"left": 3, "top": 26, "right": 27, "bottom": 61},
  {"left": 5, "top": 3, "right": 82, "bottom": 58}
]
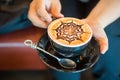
[
  {"left": 96, "top": 37, "right": 108, "bottom": 54},
  {"left": 92, "top": 29, "right": 108, "bottom": 54},
  {"left": 51, "top": 0, "right": 64, "bottom": 18},
  {"left": 28, "top": 1, "right": 48, "bottom": 28},
  {"left": 36, "top": 1, "right": 52, "bottom": 23},
  {"left": 93, "top": 27, "right": 108, "bottom": 54}
]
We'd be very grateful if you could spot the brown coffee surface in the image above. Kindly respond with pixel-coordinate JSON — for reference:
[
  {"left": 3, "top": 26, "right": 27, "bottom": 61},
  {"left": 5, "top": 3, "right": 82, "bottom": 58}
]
[{"left": 48, "top": 17, "right": 92, "bottom": 46}]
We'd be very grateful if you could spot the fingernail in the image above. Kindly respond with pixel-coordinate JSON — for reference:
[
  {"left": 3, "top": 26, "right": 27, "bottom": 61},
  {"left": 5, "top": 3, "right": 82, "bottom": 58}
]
[
  {"left": 55, "top": 13, "right": 64, "bottom": 18},
  {"left": 101, "top": 52, "right": 105, "bottom": 54},
  {"left": 101, "top": 50, "right": 107, "bottom": 54},
  {"left": 47, "top": 18, "right": 52, "bottom": 23},
  {"left": 59, "top": 14, "right": 64, "bottom": 17}
]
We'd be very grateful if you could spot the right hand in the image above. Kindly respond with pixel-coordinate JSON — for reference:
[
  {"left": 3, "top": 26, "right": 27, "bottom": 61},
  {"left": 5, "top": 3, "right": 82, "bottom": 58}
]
[{"left": 28, "top": 0, "right": 64, "bottom": 28}]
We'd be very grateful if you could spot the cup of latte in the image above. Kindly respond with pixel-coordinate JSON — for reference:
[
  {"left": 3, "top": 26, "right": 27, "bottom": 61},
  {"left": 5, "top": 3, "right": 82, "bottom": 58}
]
[{"left": 47, "top": 17, "right": 92, "bottom": 57}]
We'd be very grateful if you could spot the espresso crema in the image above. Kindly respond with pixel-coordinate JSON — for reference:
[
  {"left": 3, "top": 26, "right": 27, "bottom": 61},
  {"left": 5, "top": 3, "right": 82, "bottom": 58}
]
[{"left": 47, "top": 17, "right": 92, "bottom": 47}]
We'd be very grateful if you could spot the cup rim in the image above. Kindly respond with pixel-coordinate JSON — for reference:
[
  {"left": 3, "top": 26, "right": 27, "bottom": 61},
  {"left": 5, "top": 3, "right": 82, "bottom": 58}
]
[{"left": 47, "top": 17, "right": 93, "bottom": 47}]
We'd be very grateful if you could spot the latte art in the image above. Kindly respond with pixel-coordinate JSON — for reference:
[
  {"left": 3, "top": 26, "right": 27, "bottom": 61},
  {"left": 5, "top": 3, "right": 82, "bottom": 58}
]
[
  {"left": 48, "top": 17, "right": 92, "bottom": 47},
  {"left": 55, "top": 21, "right": 89, "bottom": 44}
]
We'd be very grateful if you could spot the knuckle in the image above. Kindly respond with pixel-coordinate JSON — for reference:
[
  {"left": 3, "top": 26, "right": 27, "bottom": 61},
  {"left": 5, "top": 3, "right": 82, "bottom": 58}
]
[
  {"left": 27, "top": 10, "right": 33, "bottom": 20},
  {"left": 32, "top": 21, "right": 46, "bottom": 28},
  {"left": 27, "top": 14, "right": 31, "bottom": 20},
  {"left": 37, "top": 7, "right": 43, "bottom": 14},
  {"left": 27, "top": 14, "right": 33, "bottom": 22}
]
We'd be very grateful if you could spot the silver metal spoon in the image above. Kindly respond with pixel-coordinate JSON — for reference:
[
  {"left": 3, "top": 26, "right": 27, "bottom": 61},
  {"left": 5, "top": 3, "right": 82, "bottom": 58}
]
[{"left": 24, "top": 40, "right": 76, "bottom": 69}]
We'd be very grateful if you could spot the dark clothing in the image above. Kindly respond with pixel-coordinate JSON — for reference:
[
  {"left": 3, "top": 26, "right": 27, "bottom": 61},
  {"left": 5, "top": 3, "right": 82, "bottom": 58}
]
[{"left": 0, "top": 0, "right": 31, "bottom": 34}]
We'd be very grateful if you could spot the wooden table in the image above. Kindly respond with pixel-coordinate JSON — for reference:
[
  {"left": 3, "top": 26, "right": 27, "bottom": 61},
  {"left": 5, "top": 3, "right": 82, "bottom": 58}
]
[{"left": 0, "top": 26, "right": 48, "bottom": 70}]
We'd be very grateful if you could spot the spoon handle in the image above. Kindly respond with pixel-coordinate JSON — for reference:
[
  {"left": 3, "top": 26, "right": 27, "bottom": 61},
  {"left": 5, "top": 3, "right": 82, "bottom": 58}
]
[{"left": 24, "top": 40, "right": 59, "bottom": 60}]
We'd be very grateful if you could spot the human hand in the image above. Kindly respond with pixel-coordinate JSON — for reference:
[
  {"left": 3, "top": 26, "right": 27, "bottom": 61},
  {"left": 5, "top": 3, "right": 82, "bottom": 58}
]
[
  {"left": 83, "top": 19, "right": 108, "bottom": 54},
  {"left": 28, "top": 0, "right": 64, "bottom": 28}
]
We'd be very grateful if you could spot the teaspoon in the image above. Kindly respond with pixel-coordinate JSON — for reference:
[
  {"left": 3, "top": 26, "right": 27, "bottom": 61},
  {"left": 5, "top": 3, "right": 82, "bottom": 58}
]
[{"left": 24, "top": 40, "right": 76, "bottom": 69}]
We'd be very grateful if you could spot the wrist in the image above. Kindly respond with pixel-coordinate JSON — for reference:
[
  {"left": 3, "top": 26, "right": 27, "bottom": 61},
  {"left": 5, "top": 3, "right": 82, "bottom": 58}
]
[{"left": 84, "top": 19, "right": 104, "bottom": 29}]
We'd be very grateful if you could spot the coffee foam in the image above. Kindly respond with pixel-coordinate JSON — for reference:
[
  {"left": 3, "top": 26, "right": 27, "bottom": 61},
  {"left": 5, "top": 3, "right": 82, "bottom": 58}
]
[{"left": 47, "top": 17, "right": 92, "bottom": 47}]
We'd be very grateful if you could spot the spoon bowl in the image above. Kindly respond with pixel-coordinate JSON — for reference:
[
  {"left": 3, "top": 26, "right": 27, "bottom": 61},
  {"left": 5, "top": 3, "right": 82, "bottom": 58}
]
[{"left": 58, "top": 58, "right": 76, "bottom": 69}]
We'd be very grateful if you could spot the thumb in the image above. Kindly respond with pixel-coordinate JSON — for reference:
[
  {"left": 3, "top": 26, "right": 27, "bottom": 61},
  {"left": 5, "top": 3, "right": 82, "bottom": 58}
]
[
  {"left": 96, "top": 37, "right": 108, "bottom": 54},
  {"left": 83, "top": 19, "right": 108, "bottom": 54},
  {"left": 50, "top": 0, "right": 64, "bottom": 18}
]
